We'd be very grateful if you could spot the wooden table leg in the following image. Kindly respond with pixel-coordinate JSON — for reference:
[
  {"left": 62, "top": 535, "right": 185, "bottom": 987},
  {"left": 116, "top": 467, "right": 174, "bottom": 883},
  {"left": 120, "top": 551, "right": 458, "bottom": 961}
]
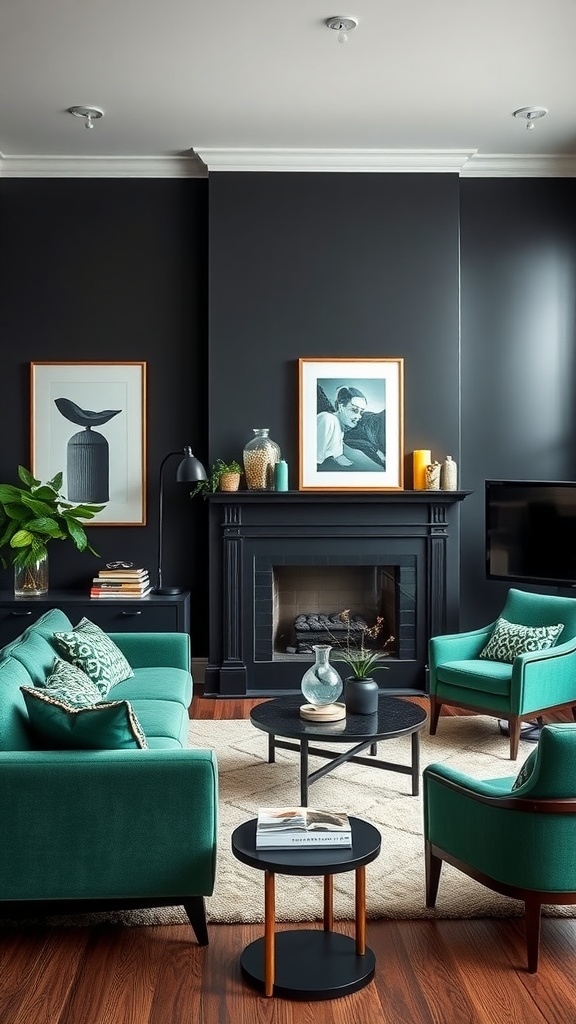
[
  {"left": 264, "top": 870, "right": 276, "bottom": 997},
  {"left": 355, "top": 865, "right": 366, "bottom": 956},
  {"left": 323, "top": 874, "right": 334, "bottom": 931}
]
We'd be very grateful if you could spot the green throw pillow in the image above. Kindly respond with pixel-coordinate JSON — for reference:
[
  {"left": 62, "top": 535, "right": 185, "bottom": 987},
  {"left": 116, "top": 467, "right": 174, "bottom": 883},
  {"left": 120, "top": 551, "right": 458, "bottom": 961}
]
[
  {"left": 53, "top": 617, "right": 134, "bottom": 696},
  {"left": 479, "top": 617, "right": 564, "bottom": 664},
  {"left": 512, "top": 748, "right": 538, "bottom": 791},
  {"left": 42, "top": 657, "right": 103, "bottom": 707},
  {"left": 20, "top": 686, "right": 148, "bottom": 750}
]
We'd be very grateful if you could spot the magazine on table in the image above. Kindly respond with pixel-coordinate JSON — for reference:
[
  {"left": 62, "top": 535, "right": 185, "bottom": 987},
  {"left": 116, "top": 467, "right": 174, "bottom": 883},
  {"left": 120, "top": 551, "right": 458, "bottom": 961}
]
[{"left": 256, "top": 807, "right": 352, "bottom": 848}]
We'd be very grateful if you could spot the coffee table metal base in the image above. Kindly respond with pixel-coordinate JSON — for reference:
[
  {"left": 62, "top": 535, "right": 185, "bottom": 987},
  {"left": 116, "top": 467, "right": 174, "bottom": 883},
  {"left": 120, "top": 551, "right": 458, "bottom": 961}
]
[
  {"left": 240, "top": 930, "right": 375, "bottom": 1000},
  {"left": 270, "top": 732, "right": 421, "bottom": 806}
]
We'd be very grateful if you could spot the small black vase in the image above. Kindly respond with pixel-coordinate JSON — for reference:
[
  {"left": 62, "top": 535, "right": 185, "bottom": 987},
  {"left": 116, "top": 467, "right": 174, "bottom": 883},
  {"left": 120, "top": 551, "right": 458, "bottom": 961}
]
[{"left": 344, "top": 676, "right": 379, "bottom": 715}]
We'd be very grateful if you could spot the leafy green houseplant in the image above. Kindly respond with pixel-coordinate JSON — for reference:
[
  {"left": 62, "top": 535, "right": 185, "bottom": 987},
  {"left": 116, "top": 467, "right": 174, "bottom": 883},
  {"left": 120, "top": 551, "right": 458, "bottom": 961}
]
[
  {"left": 0, "top": 467, "right": 103, "bottom": 592},
  {"left": 326, "top": 609, "right": 395, "bottom": 715},
  {"left": 329, "top": 609, "right": 395, "bottom": 678},
  {"left": 191, "top": 459, "right": 242, "bottom": 498}
]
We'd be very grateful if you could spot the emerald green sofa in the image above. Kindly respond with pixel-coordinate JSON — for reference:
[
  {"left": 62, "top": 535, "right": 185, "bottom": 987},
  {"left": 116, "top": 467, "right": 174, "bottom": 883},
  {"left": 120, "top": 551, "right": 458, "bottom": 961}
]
[{"left": 0, "top": 608, "right": 218, "bottom": 944}]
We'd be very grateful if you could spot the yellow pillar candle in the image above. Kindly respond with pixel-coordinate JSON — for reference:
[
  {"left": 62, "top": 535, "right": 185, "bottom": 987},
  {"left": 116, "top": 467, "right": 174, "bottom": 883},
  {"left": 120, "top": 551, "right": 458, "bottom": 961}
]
[{"left": 413, "top": 450, "right": 432, "bottom": 490}]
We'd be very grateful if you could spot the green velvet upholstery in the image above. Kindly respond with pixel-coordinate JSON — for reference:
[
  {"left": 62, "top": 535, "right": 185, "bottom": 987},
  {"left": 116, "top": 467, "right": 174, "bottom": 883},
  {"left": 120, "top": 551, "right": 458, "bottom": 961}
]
[
  {"left": 429, "top": 588, "right": 576, "bottom": 759},
  {"left": 424, "top": 723, "right": 576, "bottom": 972},
  {"left": 0, "top": 610, "right": 217, "bottom": 944}
]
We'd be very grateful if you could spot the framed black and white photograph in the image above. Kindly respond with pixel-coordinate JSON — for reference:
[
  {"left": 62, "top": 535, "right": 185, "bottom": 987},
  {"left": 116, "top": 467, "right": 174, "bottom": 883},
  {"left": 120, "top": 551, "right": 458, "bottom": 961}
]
[
  {"left": 299, "top": 357, "right": 404, "bottom": 491},
  {"left": 31, "top": 361, "right": 147, "bottom": 525}
]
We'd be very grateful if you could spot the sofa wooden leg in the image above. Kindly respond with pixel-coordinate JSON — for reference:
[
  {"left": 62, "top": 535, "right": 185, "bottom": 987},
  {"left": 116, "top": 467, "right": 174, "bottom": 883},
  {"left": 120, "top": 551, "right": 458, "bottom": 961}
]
[
  {"left": 429, "top": 696, "right": 442, "bottom": 735},
  {"left": 425, "top": 841, "right": 442, "bottom": 907},
  {"left": 524, "top": 899, "right": 542, "bottom": 973},
  {"left": 183, "top": 896, "right": 209, "bottom": 945},
  {"left": 509, "top": 717, "right": 521, "bottom": 760}
]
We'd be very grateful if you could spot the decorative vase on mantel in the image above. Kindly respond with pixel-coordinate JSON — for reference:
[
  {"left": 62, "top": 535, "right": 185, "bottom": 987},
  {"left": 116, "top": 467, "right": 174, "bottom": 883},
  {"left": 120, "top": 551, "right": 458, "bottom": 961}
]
[
  {"left": 243, "top": 428, "right": 280, "bottom": 491},
  {"left": 14, "top": 553, "right": 49, "bottom": 598},
  {"left": 344, "top": 676, "right": 379, "bottom": 715},
  {"left": 300, "top": 644, "right": 343, "bottom": 707}
]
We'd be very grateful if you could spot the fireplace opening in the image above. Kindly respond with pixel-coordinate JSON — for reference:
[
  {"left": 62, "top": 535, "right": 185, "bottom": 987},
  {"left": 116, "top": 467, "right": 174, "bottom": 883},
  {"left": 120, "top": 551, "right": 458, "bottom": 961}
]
[{"left": 271, "top": 565, "right": 402, "bottom": 660}]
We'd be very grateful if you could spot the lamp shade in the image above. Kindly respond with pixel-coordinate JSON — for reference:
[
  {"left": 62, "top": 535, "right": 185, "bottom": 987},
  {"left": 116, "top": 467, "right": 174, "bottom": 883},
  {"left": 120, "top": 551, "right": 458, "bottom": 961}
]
[{"left": 176, "top": 447, "right": 208, "bottom": 484}]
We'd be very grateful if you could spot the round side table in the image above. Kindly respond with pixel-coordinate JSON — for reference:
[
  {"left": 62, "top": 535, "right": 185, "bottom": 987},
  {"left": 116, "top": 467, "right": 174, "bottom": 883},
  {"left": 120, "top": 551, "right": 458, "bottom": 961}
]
[{"left": 231, "top": 815, "right": 381, "bottom": 1000}]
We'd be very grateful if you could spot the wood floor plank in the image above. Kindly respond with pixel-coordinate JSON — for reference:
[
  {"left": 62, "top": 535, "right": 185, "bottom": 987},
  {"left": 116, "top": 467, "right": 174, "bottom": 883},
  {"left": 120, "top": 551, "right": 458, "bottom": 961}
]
[
  {"left": 405, "top": 919, "right": 549, "bottom": 1024},
  {"left": 57, "top": 924, "right": 160, "bottom": 1024},
  {"left": 0, "top": 927, "right": 89, "bottom": 1024}
]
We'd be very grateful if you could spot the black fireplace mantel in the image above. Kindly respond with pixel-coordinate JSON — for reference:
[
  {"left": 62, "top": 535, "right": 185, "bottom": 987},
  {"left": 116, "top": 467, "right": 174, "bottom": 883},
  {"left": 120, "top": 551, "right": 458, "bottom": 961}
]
[
  {"left": 205, "top": 489, "right": 471, "bottom": 697},
  {"left": 207, "top": 490, "right": 471, "bottom": 506}
]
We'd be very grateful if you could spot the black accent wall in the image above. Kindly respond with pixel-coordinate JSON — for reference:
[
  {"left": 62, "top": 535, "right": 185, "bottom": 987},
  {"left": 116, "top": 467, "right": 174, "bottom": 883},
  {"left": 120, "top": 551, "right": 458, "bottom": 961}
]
[
  {"left": 0, "top": 178, "right": 209, "bottom": 649},
  {"left": 460, "top": 179, "right": 576, "bottom": 626},
  {"left": 1, "top": 172, "right": 576, "bottom": 655},
  {"left": 208, "top": 173, "right": 461, "bottom": 470}
]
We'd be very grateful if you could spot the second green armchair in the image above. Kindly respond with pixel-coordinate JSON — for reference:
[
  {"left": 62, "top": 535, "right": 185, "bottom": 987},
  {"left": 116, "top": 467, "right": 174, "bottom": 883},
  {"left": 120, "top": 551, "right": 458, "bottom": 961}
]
[
  {"left": 428, "top": 588, "right": 576, "bottom": 759},
  {"left": 424, "top": 723, "right": 576, "bottom": 972}
]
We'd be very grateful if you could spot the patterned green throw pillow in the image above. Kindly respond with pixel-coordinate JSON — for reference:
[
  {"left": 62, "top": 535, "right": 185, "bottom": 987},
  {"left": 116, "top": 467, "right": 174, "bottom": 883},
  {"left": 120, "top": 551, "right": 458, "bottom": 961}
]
[
  {"left": 479, "top": 617, "right": 564, "bottom": 663},
  {"left": 43, "top": 657, "right": 103, "bottom": 707},
  {"left": 53, "top": 617, "right": 134, "bottom": 697},
  {"left": 20, "top": 686, "right": 148, "bottom": 750},
  {"left": 512, "top": 748, "right": 538, "bottom": 791}
]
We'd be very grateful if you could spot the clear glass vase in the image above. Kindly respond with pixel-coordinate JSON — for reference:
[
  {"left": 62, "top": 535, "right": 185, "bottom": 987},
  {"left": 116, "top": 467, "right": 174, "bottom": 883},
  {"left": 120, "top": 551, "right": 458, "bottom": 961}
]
[
  {"left": 300, "top": 644, "right": 343, "bottom": 707},
  {"left": 243, "top": 428, "right": 281, "bottom": 491},
  {"left": 14, "top": 553, "right": 48, "bottom": 597}
]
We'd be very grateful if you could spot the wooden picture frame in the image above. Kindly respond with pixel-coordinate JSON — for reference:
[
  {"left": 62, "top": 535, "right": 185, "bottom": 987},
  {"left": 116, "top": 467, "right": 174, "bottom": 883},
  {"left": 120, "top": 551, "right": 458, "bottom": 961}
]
[
  {"left": 299, "top": 357, "right": 404, "bottom": 491},
  {"left": 31, "top": 361, "right": 147, "bottom": 526}
]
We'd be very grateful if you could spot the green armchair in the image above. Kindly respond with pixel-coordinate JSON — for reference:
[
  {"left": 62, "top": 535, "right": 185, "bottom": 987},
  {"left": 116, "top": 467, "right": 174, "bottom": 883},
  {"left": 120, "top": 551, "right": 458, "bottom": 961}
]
[
  {"left": 429, "top": 588, "right": 576, "bottom": 759},
  {"left": 424, "top": 723, "right": 576, "bottom": 972}
]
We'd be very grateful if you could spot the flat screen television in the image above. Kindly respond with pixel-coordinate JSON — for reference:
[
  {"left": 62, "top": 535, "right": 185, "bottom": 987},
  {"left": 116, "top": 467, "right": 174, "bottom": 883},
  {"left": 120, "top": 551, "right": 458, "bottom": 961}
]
[{"left": 485, "top": 480, "right": 576, "bottom": 588}]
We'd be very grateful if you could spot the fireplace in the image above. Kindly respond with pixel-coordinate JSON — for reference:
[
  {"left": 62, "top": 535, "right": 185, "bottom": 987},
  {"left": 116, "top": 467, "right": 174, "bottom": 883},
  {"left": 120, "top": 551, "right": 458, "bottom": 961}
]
[{"left": 205, "top": 490, "right": 469, "bottom": 696}]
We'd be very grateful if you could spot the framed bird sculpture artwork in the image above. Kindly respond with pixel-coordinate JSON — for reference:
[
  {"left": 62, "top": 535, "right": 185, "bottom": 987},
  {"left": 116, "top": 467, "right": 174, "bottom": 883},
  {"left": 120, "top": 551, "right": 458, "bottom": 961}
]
[{"left": 30, "top": 362, "right": 147, "bottom": 526}]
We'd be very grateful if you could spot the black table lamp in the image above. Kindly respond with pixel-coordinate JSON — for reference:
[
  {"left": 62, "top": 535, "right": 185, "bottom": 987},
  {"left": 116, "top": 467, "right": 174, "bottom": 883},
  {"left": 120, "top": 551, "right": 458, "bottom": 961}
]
[{"left": 154, "top": 446, "right": 207, "bottom": 595}]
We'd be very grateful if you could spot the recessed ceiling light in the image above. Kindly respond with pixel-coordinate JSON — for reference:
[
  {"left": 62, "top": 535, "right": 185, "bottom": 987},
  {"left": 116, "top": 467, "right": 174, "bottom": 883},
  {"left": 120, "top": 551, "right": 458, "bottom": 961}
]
[
  {"left": 67, "top": 105, "right": 104, "bottom": 130},
  {"left": 512, "top": 106, "right": 548, "bottom": 131},
  {"left": 326, "top": 16, "right": 358, "bottom": 44}
]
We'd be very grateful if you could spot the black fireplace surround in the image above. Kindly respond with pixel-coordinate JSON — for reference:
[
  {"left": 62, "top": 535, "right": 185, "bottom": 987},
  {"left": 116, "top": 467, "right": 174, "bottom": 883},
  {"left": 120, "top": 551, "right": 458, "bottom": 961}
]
[{"left": 205, "top": 491, "right": 469, "bottom": 697}]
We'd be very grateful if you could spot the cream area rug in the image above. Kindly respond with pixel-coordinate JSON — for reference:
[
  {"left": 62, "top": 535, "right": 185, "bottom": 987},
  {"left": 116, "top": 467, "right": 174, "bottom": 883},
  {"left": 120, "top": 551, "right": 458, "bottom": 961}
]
[
  {"left": 9, "top": 716, "right": 575, "bottom": 929},
  {"left": 191, "top": 715, "right": 574, "bottom": 925}
]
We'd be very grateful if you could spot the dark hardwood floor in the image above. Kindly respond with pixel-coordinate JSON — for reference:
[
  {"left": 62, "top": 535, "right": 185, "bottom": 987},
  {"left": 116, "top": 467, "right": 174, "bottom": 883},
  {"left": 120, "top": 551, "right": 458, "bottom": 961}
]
[{"left": 1, "top": 696, "right": 575, "bottom": 1024}]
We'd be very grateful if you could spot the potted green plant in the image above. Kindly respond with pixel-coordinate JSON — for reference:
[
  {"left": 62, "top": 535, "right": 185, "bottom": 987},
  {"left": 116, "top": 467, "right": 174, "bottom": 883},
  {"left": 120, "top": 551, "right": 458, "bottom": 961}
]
[
  {"left": 0, "top": 466, "right": 103, "bottom": 596},
  {"left": 328, "top": 610, "right": 395, "bottom": 715},
  {"left": 191, "top": 459, "right": 242, "bottom": 498}
]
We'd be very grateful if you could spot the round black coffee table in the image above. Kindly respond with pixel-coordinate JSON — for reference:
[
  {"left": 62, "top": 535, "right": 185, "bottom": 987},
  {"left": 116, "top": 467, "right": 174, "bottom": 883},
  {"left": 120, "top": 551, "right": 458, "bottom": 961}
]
[
  {"left": 250, "top": 694, "right": 427, "bottom": 805},
  {"left": 231, "top": 815, "right": 381, "bottom": 999}
]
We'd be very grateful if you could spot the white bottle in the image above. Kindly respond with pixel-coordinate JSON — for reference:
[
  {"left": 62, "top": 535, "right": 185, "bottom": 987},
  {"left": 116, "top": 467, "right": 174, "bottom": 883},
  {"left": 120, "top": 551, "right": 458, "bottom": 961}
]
[{"left": 441, "top": 455, "right": 458, "bottom": 490}]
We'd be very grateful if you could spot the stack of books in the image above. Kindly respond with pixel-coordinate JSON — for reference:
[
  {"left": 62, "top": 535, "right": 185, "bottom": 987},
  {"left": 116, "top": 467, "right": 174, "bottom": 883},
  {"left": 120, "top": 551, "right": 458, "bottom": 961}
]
[
  {"left": 90, "top": 567, "right": 152, "bottom": 599},
  {"left": 256, "top": 807, "right": 352, "bottom": 849}
]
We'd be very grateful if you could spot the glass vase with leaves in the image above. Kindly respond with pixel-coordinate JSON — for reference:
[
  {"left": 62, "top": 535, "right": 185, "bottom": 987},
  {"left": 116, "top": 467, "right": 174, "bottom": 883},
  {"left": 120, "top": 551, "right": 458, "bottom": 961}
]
[{"left": 0, "top": 466, "right": 103, "bottom": 596}]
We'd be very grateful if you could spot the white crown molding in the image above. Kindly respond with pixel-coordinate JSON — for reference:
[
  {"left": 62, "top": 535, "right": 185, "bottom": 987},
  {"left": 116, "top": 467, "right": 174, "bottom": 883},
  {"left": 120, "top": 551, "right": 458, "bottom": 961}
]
[
  {"left": 460, "top": 153, "right": 576, "bottom": 177},
  {"left": 0, "top": 154, "right": 207, "bottom": 178},
  {"left": 193, "top": 148, "right": 477, "bottom": 173},
  {"left": 0, "top": 149, "right": 574, "bottom": 178}
]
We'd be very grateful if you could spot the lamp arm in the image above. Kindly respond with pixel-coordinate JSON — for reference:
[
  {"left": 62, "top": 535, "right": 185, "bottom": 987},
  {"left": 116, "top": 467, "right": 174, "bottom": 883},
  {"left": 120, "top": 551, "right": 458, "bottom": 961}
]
[{"left": 156, "top": 450, "right": 181, "bottom": 592}]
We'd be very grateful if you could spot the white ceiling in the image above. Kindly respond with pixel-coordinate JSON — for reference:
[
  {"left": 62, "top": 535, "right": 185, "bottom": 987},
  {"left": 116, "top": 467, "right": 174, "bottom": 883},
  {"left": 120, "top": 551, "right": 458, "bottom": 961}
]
[{"left": 1, "top": 0, "right": 575, "bottom": 176}]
